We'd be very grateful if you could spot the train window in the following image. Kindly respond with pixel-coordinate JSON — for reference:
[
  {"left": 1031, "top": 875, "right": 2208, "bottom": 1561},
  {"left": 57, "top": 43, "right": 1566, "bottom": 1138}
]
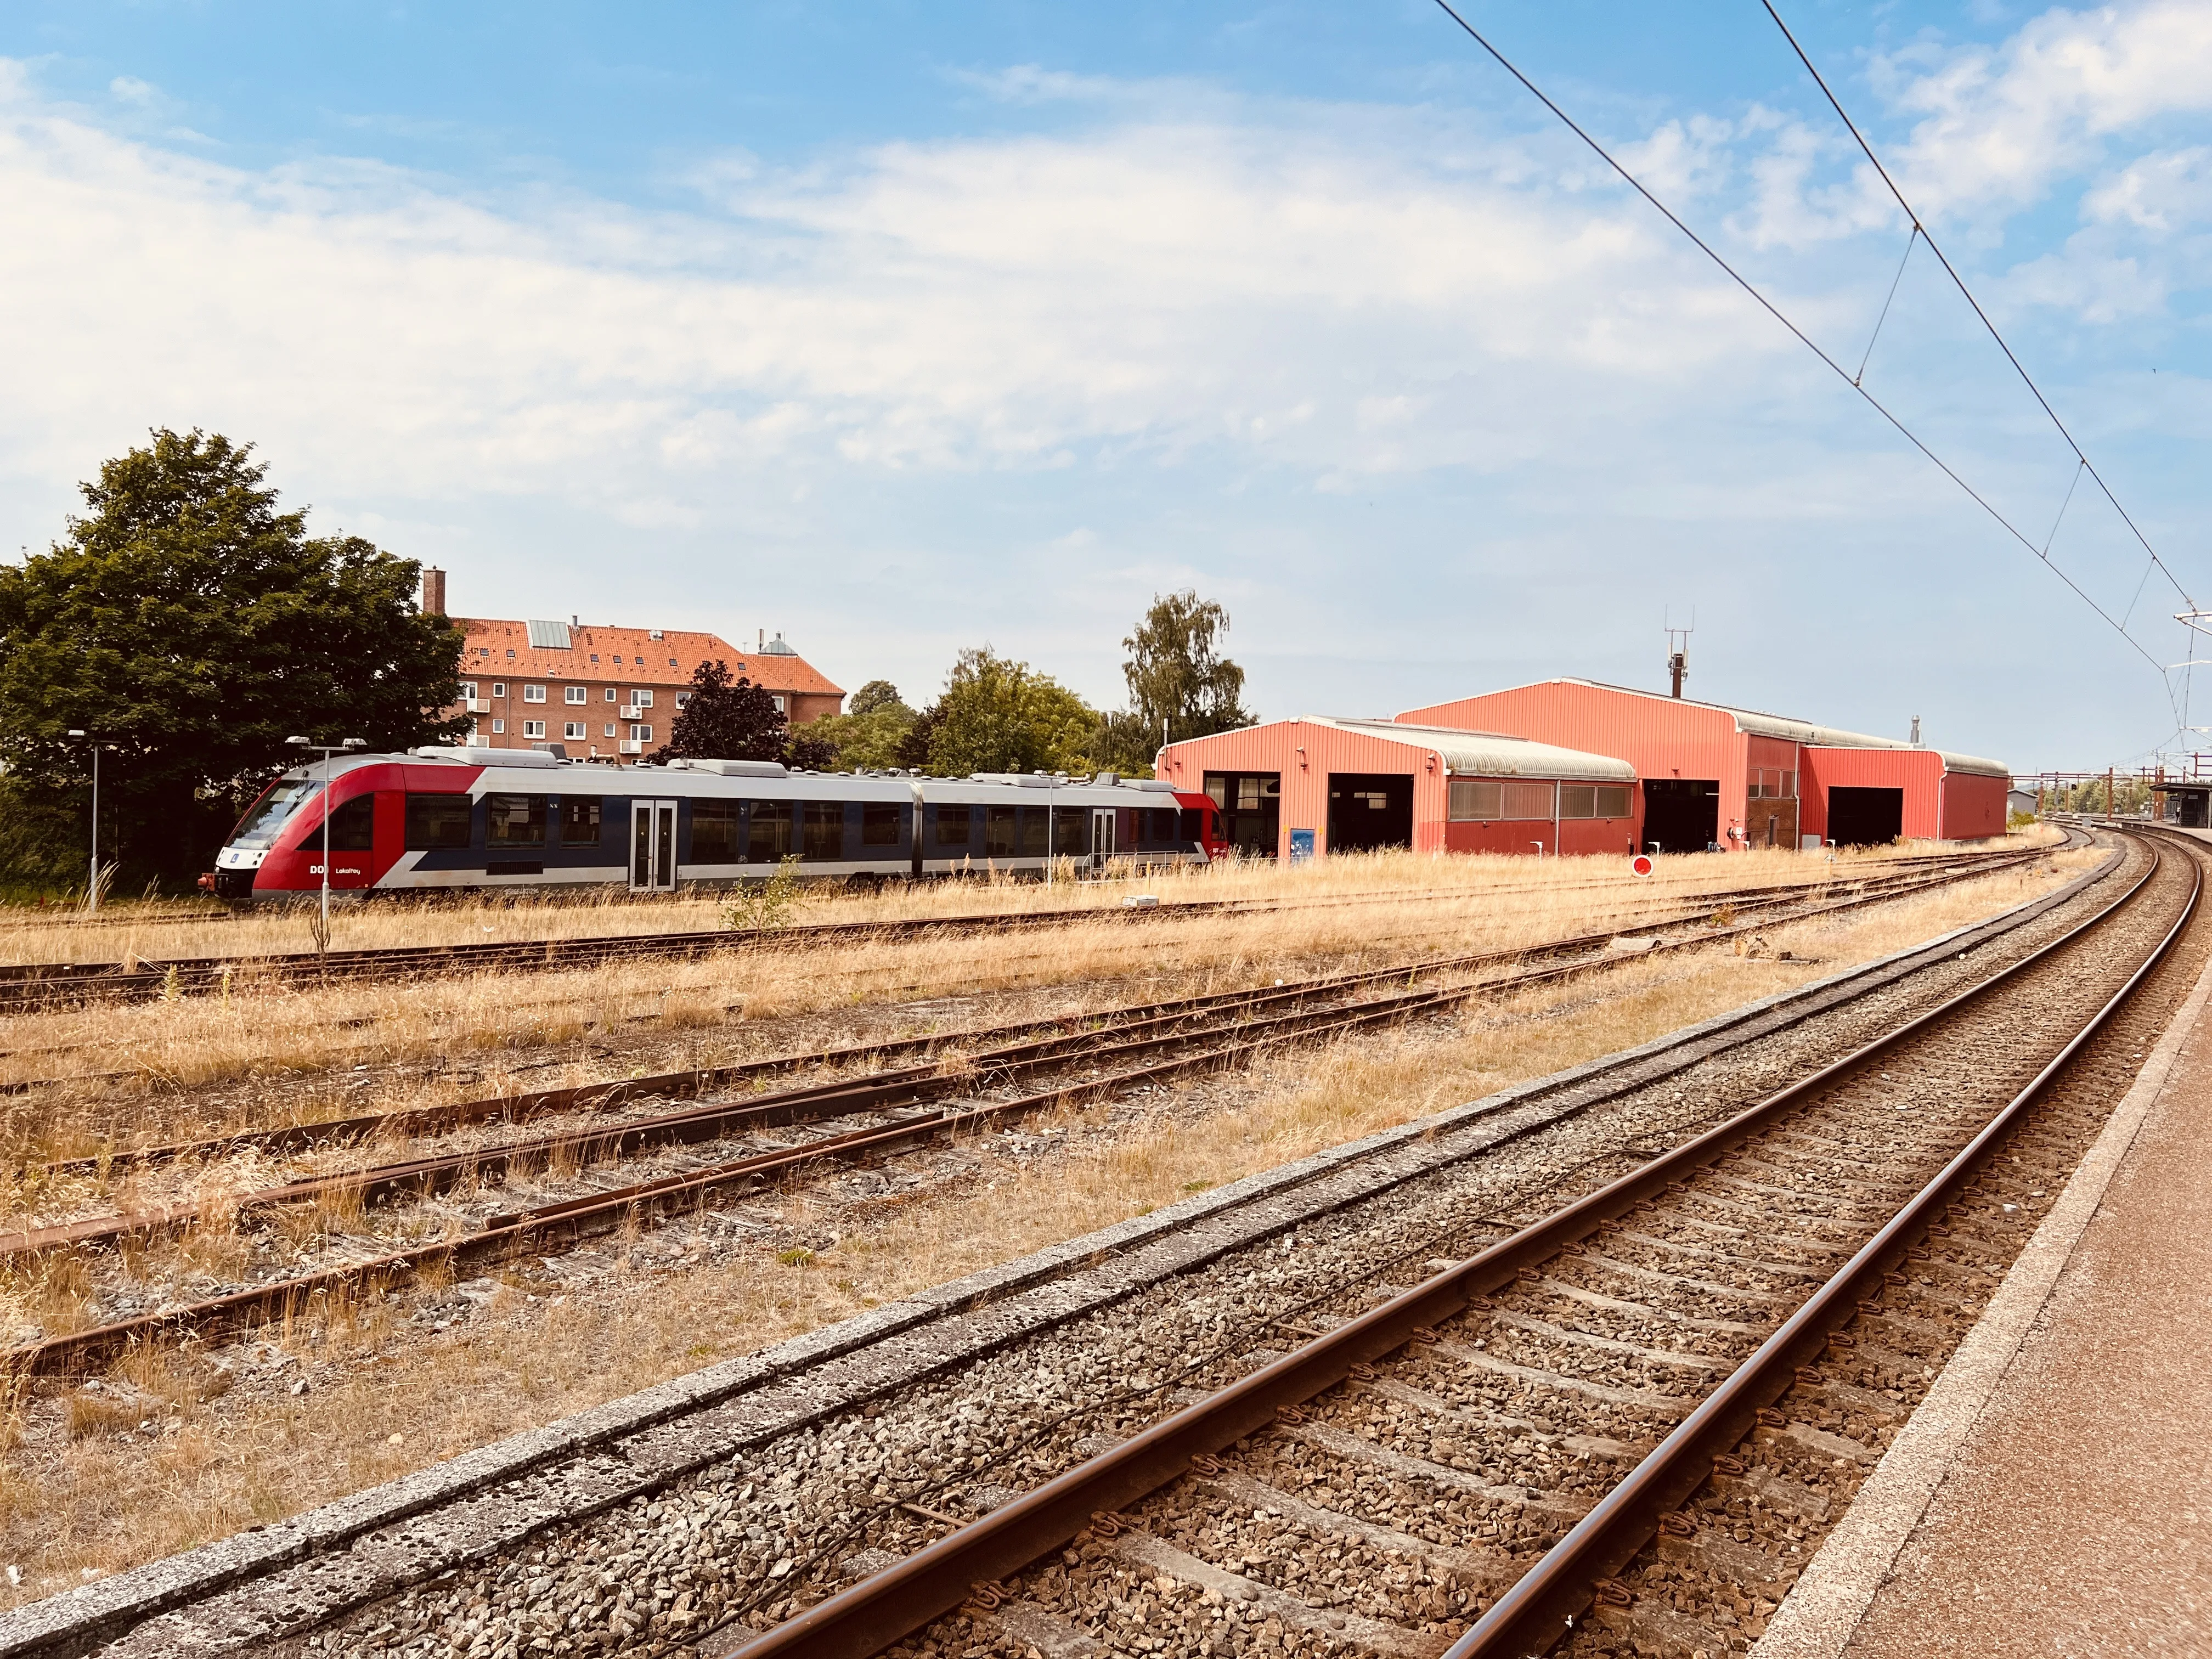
[
  {"left": 747, "top": 800, "right": 793, "bottom": 861},
  {"left": 326, "top": 793, "right": 377, "bottom": 851},
  {"left": 1596, "top": 786, "right": 1631, "bottom": 818},
  {"left": 486, "top": 794, "right": 546, "bottom": 847},
  {"left": 230, "top": 777, "right": 323, "bottom": 848},
  {"left": 561, "top": 797, "right": 604, "bottom": 847},
  {"left": 860, "top": 803, "right": 903, "bottom": 847},
  {"left": 690, "top": 800, "right": 739, "bottom": 861},
  {"left": 1145, "top": 807, "right": 1179, "bottom": 845},
  {"left": 1017, "top": 808, "right": 1049, "bottom": 857},
  {"left": 1052, "top": 805, "right": 1087, "bottom": 855},
  {"left": 985, "top": 804, "right": 1017, "bottom": 856},
  {"left": 934, "top": 805, "right": 970, "bottom": 847},
  {"left": 1179, "top": 806, "right": 1207, "bottom": 843},
  {"left": 802, "top": 802, "right": 844, "bottom": 860},
  {"left": 1503, "top": 781, "right": 1555, "bottom": 821},
  {"left": 404, "top": 793, "right": 473, "bottom": 850},
  {"left": 1559, "top": 786, "right": 1597, "bottom": 820},
  {"left": 1448, "top": 780, "right": 1502, "bottom": 821}
]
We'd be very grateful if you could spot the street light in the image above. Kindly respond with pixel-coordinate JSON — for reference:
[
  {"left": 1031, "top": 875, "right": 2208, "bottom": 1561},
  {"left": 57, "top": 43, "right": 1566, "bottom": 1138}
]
[
  {"left": 287, "top": 735, "right": 368, "bottom": 949},
  {"left": 65, "top": 730, "right": 100, "bottom": 912}
]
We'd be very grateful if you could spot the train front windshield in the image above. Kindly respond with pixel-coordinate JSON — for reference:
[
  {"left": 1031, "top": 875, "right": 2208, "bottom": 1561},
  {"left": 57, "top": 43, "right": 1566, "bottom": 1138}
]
[{"left": 229, "top": 776, "right": 324, "bottom": 848}]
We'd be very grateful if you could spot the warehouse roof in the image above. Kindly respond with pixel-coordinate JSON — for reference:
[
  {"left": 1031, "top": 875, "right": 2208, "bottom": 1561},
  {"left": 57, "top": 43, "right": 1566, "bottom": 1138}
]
[
  {"left": 1555, "top": 680, "right": 2008, "bottom": 779},
  {"left": 1311, "top": 718, "right": 1638, "bottom": 782}
]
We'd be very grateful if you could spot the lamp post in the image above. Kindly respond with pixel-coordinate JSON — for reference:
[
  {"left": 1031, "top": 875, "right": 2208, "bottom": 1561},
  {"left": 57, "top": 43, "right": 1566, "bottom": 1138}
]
[
  {"left": 287, "top": 735, "right": 368, "bottom": 949},
  {"left": 65, "top": 730, "right": 100, "bottom": 912}
]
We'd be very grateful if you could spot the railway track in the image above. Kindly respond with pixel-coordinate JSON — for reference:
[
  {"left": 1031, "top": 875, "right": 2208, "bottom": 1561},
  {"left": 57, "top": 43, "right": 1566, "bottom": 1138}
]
[
  {"left": 0, "top": 831, "right": 2129, "bottom": 1659},
  {"left": 0, "top": 848, "right": 2038, "bottom": 1014},
  {"left": 0, "top": 847, "right": 2058, "bottom": 1376},
  {"left": 700, "top": 828, "right": 2197, "bottom": 1659}
]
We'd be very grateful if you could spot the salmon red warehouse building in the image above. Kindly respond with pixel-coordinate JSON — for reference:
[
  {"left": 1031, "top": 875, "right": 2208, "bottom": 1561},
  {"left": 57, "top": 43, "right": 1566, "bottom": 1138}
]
[{"left": 1155, "top": 680, "right": 2010, "bottom": 861}]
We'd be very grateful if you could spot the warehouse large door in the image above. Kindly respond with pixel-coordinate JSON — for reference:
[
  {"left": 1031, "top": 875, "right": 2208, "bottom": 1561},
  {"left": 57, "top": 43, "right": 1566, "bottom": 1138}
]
[
  {"left": 1827, "top": 787, "right": 1904, "bottom": 847},
  {"left": 1642, "top": 780, "right": 1718, "bottom": 854},
  {"left": 1328, "top": 774, "right": 1414, "bottom": 853}
]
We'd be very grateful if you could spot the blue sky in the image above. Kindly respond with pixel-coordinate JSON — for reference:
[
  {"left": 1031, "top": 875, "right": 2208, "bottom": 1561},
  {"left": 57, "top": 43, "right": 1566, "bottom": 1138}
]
[{"left": 3, "top": 2, "right": 2210, "bottom": 772}]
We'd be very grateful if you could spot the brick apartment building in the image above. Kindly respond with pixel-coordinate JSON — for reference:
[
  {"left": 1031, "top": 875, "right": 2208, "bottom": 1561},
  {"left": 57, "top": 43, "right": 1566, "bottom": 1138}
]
[{"left": 421, "top": 568, "right": 844, "bottom": 763}]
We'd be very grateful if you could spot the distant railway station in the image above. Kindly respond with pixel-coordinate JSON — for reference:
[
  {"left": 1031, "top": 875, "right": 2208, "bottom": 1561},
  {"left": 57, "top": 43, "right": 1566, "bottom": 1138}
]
[{"left": 1159, "top": 677, "right": 2011, "bottom": 860}]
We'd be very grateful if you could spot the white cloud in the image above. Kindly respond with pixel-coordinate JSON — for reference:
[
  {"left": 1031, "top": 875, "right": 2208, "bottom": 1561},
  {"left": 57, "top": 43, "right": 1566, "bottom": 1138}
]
[{"left": 2084, "top": 143, "right": 2212, "bottom": 228}]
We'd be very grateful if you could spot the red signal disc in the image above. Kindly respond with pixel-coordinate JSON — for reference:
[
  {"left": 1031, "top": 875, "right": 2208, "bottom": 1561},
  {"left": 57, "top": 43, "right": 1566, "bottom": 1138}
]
[{"left": 1630, "top": 854, "right": 1654, "bottom": 877}]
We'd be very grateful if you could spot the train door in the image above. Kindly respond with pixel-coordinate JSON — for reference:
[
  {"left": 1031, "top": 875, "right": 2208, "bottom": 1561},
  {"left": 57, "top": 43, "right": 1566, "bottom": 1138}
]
[
  {"left": 630, "top": 799, "right": 677, "bottom": 891},
  {"left": 1091, "top": 807, "right": 1116, "bottom": 871}
]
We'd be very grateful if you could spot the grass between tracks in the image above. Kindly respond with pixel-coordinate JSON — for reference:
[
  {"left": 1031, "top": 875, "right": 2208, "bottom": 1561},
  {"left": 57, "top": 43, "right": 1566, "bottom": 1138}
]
[
  {"left": 0, "top": 837, "right": 2061, "bottom": 1177},
  {"left": 0, "top": 841, "right": 2098, "bottom": 1606}
]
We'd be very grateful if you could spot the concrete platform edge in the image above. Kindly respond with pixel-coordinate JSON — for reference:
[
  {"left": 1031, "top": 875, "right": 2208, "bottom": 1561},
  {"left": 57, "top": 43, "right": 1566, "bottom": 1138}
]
[{"left": 1750, "top": 883, "right": 2212, "bottom": 1659}]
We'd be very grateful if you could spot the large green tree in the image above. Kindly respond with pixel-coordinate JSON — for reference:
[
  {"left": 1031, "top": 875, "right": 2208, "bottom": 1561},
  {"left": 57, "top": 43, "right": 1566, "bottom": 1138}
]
[
  {"left": 0, "top": 430, "right": 467, "bottom": 888},
  {"left": 798, "top": 678, "right": 917, "bottom": 771},
  {"left": 1091, "top": 590, "right": 1253, "bottom": 774},
  {"left": 912, "top": 647, "right": 1097, "bottom": 777}
]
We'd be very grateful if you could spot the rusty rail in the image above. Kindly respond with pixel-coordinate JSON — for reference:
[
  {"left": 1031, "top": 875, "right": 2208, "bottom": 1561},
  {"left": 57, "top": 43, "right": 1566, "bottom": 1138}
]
[{"left": 714, "top": 830, "right": 2173, "bottom": 1659}]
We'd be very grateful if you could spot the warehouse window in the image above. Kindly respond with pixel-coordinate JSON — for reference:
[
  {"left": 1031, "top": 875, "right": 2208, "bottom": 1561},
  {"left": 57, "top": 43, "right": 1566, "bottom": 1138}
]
[
  {"left": 1597, "top": 786, "right": 1630, "bottom": 818},
  {"left": 485, "top": 793, "right": 545, "bottom": 848},
  {"left": 861, "top": 803, "right": 904, "bottom": 847},
  {"left": 1747, "top": 767, "right": 1797, "bottom": 799},
  {"left": 690, "top": 800, "right": 740, "bottom": 862},
  {"left": 746, "top": 800, "right": 792, "bottom": 861},
  {"left": 404, "top": 793, "right": 472, "bottom": 850},
  {"left": 1503, "top": 781, "right": 1555, "bottom": 820},
  {"left": 801, "top": 802, "right": 844, "bottom": 860},
  {"left": 1559, "top": 785, "right": 1598, "bottom": 819},
  {"left": 560, "top": 797, "right": 603, "bottom": 847},
  {"left": 1448, "top": 780, "right": 1502, "bottom": 820}
]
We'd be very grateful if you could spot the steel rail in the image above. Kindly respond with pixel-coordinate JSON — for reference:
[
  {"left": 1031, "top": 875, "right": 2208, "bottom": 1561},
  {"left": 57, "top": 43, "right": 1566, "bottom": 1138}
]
[
  {"left": 19, "top": 847, "right": 2051, "bottom": 1183},
  {"left": 717, "top": 832, "right": 2174, "bottom": 1659},
  {"left": 0, "top": 844, "right": 2072, "bottom": 1373},
  {"left": 1440, "top": 832, "right": 2200, "bottom": 1655},
  {"left": 5, "top": 850, "right": 2045, "bottom": 1262},
  {"left": 0, "top": 848, "right": 2035, "bottom": 1012}
]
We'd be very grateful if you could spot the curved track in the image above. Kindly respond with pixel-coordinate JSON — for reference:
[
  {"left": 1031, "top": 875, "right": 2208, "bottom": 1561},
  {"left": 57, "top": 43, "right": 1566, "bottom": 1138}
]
[{"left": 708, "top": 828, "right": 2199, "bottom": 1659}]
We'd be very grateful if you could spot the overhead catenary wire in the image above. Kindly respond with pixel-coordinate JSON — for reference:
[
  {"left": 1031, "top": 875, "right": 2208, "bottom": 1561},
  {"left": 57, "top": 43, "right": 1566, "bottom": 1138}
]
[
  {"left": 1759, "top": 0, "right": 2197, "bottom": 616},
  {"left": 1425, "top": 0, "right": 2179, "bottom": 706}
]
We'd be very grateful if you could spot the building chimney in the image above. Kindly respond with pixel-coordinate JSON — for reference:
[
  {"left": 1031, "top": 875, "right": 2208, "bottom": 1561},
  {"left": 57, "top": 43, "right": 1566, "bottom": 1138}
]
[
  {"left": 421, "top": 567, "right": 447, "bottom": 617},
  {"left": 1910, "top": 715, "right": 1922, "bottom": 746}
]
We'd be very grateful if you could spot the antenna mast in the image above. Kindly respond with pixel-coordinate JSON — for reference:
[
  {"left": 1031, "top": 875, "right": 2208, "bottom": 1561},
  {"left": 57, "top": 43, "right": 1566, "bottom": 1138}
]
[{"left": 1663, "top": 609, "right": 1695, "bottom": 700}]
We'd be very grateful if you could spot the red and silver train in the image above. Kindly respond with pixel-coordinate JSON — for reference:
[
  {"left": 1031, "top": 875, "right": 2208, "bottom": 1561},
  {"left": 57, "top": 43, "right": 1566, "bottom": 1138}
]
[{"left": 205, "top": 746, "right": 1225, "bottom": 902}]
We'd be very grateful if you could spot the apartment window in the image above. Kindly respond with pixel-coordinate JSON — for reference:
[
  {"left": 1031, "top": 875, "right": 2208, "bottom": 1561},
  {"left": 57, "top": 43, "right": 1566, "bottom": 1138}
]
[
  {"left": 523, "top": 720, "right": 546, "bottom": 739},
  {"left": 861, "top": 803, "right": 903, "bottom": 847},
  {"left": 461, "top": 681, "right": 477, "bottom": 699},
  {"left": 492, "top": 682, "right": 507, "bottom": 698},
  {"left": 466, "top": 723, "right": 480, "bottom": 743},
  {"left": 565, "top": 686, "right": 588, "bottom": 704},
  {"left": 563, "top": 722, "right": 586, "bottom": 741},
  {"left": 404, "top": 793, "right": 472, "bottom": 850},
  {"left": 505, "top": 648, "right": 515, "bottom": 659},
  {"left": 630, "top": 690, "right": 654, "bottom": 708},
  {"left": 602, "top": 723, "right": 617, "bottom": 738},
  {"left": 675, "top": 692, "right": 691, "bottom": 709},
  {"left": 691, "top": 800, "right": 740, "bottom": 862},
  {"left": 801, "top": 802, "right": 844, "bottom": 861},
  {"left": 492, "top": 719, "right": 506, "bottom": 734},
  {"left": 1448, "top": 780, "right": 1502, "bottom": 821},
  {"left": 588, "top": 654, "right": 600, "bottom": 664},
  {"left": 630, "top": 724, "right": 652, "bottom": 743},
  {"left": 668, "top": 657, "right": 679, "bottom": 667},
  {"left": 558, "top": 797, "right": 602, "bottom": 847},
  {"left": 771, "top": 695, "right": 786, "bottom": 713},
  {"left": 604, "top": 686, "right": 617, "bottom": 702},
  {"left": 485, "top": 793, "right": 546, "bottom": 848},
  {"left": 523, "top": 685, "right": 546, "bottom": 703}
]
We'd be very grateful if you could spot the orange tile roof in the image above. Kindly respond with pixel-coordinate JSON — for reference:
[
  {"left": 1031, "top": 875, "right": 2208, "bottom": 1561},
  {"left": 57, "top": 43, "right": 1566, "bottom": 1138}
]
[{"left": 453, "top": 619, "right": 844, "bottom": 699}]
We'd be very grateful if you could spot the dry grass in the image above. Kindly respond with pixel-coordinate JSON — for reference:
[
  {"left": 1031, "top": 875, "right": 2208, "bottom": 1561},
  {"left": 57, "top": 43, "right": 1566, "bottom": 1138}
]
[
  {"left": 0, "top": 838, "right": 2065, "bottom": 1179},
  {"left": 0, "top": 849, "right": 2085, "bottom": 1604}
]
